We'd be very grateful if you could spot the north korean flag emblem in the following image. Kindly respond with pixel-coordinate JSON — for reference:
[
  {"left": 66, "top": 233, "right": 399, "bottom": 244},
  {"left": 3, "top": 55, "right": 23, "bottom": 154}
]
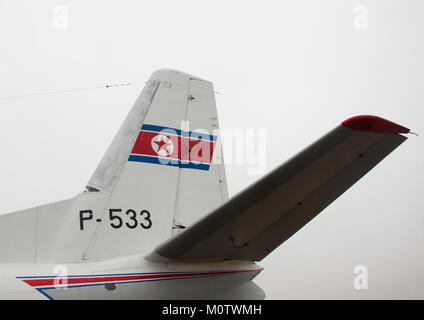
[
  {"left": 128, "top": 124, "right": 217, "bottom": 171},
  {"left": 151, "top": 134, "right": 174, "bottom": 156}
]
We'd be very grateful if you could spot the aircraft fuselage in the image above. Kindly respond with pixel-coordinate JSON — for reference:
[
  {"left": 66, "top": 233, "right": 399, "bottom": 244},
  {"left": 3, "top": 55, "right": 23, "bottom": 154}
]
[{"left": 0, "top": 256, "right": 263, "bottom": 299}]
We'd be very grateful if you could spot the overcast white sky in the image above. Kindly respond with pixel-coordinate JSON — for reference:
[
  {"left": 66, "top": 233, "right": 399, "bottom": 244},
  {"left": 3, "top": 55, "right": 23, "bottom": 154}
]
[{"left": 0, "top": 0, "right": 423, "bottom": 299}]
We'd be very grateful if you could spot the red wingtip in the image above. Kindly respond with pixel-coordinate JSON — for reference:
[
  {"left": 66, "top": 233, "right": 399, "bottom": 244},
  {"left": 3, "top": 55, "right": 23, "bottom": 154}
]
[{"left": 341, "top": 115, "right": 410, "bottom": 134}]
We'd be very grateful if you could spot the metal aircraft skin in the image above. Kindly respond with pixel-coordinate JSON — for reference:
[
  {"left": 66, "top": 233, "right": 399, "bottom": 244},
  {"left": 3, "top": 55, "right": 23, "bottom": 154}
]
[{"left": 0, "top": 69, "right": 411, "bottom": 299}]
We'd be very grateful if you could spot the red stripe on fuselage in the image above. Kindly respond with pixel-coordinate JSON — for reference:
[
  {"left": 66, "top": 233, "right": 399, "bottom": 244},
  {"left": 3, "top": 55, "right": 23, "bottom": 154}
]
[{"left": 22, "top": 269, "right": 261, "bottom": 288}]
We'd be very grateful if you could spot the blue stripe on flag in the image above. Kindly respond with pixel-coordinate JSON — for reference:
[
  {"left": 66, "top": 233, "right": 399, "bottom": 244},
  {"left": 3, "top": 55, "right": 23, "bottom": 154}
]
[
  {"left": 140, "top": 124, "right": 217, "bottom": 142},
  {"left": 128, "top": 155, "right": 211, "bottom": 171}
]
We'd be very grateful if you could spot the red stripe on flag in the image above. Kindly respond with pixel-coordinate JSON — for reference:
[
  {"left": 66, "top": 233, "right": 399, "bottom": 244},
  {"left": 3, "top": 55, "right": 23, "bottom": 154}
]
[{"left": 131, "top": 131, "right": 216, "bottom": 164}]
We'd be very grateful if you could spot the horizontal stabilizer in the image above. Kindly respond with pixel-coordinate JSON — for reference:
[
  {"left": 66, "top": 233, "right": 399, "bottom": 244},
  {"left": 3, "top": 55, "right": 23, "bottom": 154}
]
[{"left": 149, "top": 116, "right": 409, "bottom": 262}]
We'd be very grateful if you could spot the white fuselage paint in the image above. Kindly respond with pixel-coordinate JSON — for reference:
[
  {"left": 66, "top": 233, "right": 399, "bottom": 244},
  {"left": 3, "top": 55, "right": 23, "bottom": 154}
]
[{"left": 0, "top": 256, "right": 263, "bottom": 300}]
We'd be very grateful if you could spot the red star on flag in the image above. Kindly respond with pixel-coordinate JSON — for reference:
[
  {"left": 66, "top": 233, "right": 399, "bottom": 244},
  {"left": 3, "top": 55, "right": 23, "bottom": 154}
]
[
  {"left": 149, "top": 134, "right": 175, "bottom": 157},
  {"left": 153, "top": 136, "right": 172, "bottom": 155}
]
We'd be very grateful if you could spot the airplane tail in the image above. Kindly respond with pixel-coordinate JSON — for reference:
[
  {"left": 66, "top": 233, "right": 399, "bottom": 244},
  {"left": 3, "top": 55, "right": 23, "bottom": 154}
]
[
  {"left": 0, "top": 69, "right": 229, "bottom": 262},
  {"left": 83, "top": 69, "right": 229, "bottom": 259},
  {"left": 0, "top": 69, "right": 408, "bottom": 265}
]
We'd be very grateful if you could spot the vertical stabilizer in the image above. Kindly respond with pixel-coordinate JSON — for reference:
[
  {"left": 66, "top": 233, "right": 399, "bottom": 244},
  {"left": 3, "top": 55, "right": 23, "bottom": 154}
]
[{"left": 84, "top": 69, "right": 229, "bottom": 259}]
